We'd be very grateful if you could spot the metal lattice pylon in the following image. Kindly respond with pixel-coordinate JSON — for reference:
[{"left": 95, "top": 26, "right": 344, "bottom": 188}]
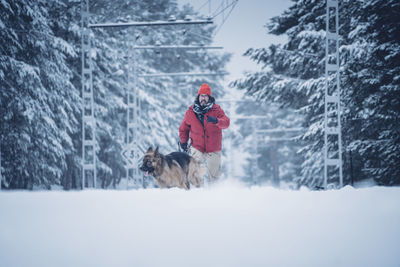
[
  {"left": 324, "top": 0, "right": 343, "bottom": 188},
  {"left": 81, "top": 0, "right": 96, "bottom": 188},
  {"left": 124, "top": 39, "right": 142, "bottom": 189},
  {"left": 81, "top": 0, "right": 218, "bottom": 190}
]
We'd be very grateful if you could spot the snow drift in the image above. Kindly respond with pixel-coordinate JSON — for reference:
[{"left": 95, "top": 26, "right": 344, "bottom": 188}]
[{"left": 1, "top": 180, "right": 399, "bottom": 267}]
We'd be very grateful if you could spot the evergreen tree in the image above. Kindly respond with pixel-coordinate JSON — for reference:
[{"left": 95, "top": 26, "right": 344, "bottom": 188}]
[
  {"left": 46, "top": 0, "right": 82, "bottom": 190},
  {"left": 0, "top": 0, "right": 80, "bottom": 189},
  {"left": 340, "top": 0, "right": 400, "bottom": 185},
  {"left": 233, "top": 0, "right": 400, "bottom": 187}
]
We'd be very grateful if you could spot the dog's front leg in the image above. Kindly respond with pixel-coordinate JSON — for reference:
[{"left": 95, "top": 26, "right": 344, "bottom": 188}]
[{"left": 155, "top": 178, "right": 168, "bottom": 189}]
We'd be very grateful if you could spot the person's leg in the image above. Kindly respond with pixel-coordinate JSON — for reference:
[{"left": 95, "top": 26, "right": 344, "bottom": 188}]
[
  {"left": 206, "top": 150, "right": 222, "bottom": 184},
  {"left": 190, "top": 147, "right": 207, "bottom": 184}
]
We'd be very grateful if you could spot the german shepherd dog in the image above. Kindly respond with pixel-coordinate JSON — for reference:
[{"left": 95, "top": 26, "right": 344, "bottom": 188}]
[{"left": 139, "top": 147, "right": 202, "bottom": 189}]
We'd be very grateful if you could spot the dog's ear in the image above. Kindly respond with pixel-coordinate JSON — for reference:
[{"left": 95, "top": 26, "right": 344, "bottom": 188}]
[
  {"left": 154, "top": 146, "right": 159, "bottom": 155},
  {"left": 146, "top": 146, "right": 153, "bottom": 153}
]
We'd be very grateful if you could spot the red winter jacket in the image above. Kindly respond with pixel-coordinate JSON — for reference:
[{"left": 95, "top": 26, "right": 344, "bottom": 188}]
[{"left": 179, "top": 103, "right": 230, "bottom": 153}]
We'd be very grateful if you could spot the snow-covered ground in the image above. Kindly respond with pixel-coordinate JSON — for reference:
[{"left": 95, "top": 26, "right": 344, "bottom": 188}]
[{"left": 1, "top": 180, "right": 400, "bottom": 267}]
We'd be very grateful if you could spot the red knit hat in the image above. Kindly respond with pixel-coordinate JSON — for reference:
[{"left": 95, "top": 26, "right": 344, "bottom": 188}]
[{"left": 198, "top": 83, "right": 211, "bottom": 96}]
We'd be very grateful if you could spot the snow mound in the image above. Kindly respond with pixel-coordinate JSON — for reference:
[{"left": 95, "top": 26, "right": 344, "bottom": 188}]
[{"left": 1, "top": 180, "right": 400, "bottom": 267}]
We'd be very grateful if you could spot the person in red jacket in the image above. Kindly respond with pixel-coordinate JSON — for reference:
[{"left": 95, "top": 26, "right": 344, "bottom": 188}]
[{"left": 179, "top": 83, "right": 230, "bottom": 184}]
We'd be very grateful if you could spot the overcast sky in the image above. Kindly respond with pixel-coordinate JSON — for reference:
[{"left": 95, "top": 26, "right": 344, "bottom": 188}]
[{"left": 177, "top": 0, "right": 292, "bottom": 87}]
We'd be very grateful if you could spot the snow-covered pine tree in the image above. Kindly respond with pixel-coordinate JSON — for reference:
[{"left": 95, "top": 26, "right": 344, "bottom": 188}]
[
  {"left": 233, "top": 0, "right": 400, "bottom": 187},
  {"left": 340, "top": 0, "right": 400, "bottom": 185},
  {"left": 0, "top": 0, "right": 80, "bottom": 189},
  {"left": 45, "top": 0, "right": 82, "bottom": 190}
]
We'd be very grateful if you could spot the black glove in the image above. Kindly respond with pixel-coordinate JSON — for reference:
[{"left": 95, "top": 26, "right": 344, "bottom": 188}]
[
  {"left": 206, "top": 115, "right": 218, "bottom": 124},
  {"left": 180, "top": 142, "right": 188, "bottom": 152}
]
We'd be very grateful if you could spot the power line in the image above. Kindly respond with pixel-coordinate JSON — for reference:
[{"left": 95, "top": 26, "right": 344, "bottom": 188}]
[
  {"left": 89, "top": 19, "right": 213, "bottom": 28},
  {"left": 212, "top": 0, "right": 238, "bottom": 36},
  {"left": 195, "top": 0, "right": 210, "bottom": 14},
  {"left": 212, "top": 0, "right": 238, "bottom": 18},
  {"left": 139, "top": 71, "right": 229, "bottom": 77},
  {"left": 132, "top": 45, "right": 222, "bottom": 50}
]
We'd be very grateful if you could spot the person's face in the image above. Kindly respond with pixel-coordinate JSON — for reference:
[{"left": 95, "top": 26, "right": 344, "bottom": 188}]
[{"left": 199, "top": 94, "right": 209, "bottom": 106}]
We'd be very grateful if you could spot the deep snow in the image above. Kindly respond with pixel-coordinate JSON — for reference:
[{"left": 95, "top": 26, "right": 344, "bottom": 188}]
[{"left": 1, "top": 180, "right": 399, "bottom": 267}]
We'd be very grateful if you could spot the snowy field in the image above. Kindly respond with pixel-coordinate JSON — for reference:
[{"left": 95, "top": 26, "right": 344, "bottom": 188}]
[{"left": 1, "top": 180, "right": 400, "bottom": 267}]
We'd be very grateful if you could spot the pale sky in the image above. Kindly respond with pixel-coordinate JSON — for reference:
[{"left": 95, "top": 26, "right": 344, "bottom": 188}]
[{"left": 177, "top": 0, "right": 292, "bottom": 86}]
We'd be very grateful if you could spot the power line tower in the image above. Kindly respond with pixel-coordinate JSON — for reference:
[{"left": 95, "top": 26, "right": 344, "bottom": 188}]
[
  {"left": 324, "top": 0, "right": 343, "bottom": 189},
  {"left": 256, "top": 128, "right": 304, "bottom": 187},
  {"left": 81, "top": 0, "right": 217, "bottom": 189},
  {"left": 124, "top": 39, "right": 141, "bottom": 188},
  {"left": 228, "top": 114, "right": 267, "bottom": 184},
  {"left": 81, "top": 0, "right": 96, "bottom": 188},
  {"left": 219, "top": 99, "right": 269, "bottom": 183}
]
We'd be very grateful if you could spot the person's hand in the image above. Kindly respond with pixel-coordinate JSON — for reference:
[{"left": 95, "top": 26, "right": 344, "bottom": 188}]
[
  {"left": 180, "top": 142, "right": 188, "bottom": 153},
  {"left": 206, "top": 115, "right": 218, "bottom": 124}
]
